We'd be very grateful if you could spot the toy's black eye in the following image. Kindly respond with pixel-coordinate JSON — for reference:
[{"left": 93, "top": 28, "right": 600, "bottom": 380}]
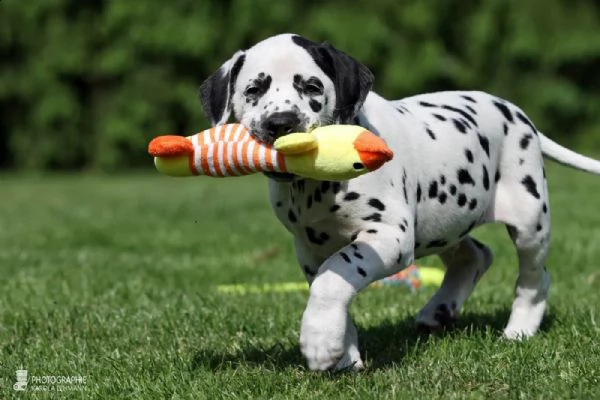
[
  {"left": 353, "top": 162, "right": 364, "bottom": 170},
  {"left": 245, "top": 86, "right": 260, "bottom": 96},
  {"left": 305, "top": 83, "right": 323, "bottom": 96}
]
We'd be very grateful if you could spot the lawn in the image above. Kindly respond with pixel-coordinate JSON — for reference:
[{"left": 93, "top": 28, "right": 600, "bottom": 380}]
[{"left": 1, "top": 163, "right": 600, "bottom": 399}]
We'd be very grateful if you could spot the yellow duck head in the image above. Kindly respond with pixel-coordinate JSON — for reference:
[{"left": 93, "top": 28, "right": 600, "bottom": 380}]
[{"left": 274, "top": 125, "right": 393, "bottom": 181}]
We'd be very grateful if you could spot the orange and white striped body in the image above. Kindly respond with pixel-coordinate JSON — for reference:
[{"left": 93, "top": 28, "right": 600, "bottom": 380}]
[{"left": 187, "top": 124, "right": 288, "bottom": 176}]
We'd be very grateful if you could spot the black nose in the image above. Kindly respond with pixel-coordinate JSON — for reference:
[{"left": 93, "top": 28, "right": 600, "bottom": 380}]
[{"left": 262, "top": 112, "right": 302, "bottom": 139}]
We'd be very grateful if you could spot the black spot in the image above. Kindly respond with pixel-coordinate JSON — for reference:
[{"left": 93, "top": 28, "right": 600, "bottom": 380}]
[
  {"left": 332, "top": 182, "right": 342, "bottom": 194},
  {"left": 465, "top": 149, "right": 474, "bottom": 163},
  {"left": 306, "top": 195, "right": 313, "bottom": 209},
  {"left": 403, "top": 184, "right": 408, "bottom": 204},
  {"left": 459, "top": 220, "right": 476, "bottom": 237},
  {"left": 354, "top": 252, "right": 364, "bottom": 260},
  {"left": 296, "top": 180, "right": 306, "bottom": 193},
  {"left": 419, "top": 101, "right": 437, "bottom": 107},
  {"left": 503, "top": 122, "right": 509, "bottom": 135},
  {"left": 340, "top": 252, "right": 351, "bottom": 263},
  {"left": 396, "top": 107, "right": 405, "bottom": 115},
  {"left": 396, "top": 251, "right": 403, "bottom": 264},
  {"left": 457, "top": 169, "right": 475, "bottom": 185},
  {"left": 329, "top": 204, "right": 340, "bottom": 212},
  {"left": 493, "top": 100, "right": 514, "bottom": 123},
  {"left": 495, "top": 170, "right": 501, "bottom": 183},
  {"left": 368, "top": 198, "right": 386, "bottom": 211},
  {"left": 449, "top": 184, "right": 457, "bottom": 195},
  {"left": 519, "top": 159, "right": 525, "bottom": 166},
  {"left": 305, "top": 227, "right": 328, "bottom": 245},
  {"left": 433, "top": 113, "right": 446, "bottom": 121},
  {"left": 292, "top": 74, "right": 305, "bottom": 99},
  {"left": 353, "top": 162, "right": 364, "bottom": 170},
  {"left": 350, "top": 243, "right": 358, "bottom": 250},
  {"left": 303, "top": 266, "right": 315, "bottom": 277},
  {"left": 321, "top": 181, "right": 331, "bottom": 193},
  {"left": 428, "top": 181, "right": 438, "bottom": 198},
  {"left": 350, "top": 232, "right": 359, "bottom": 241},
  {"left": 416, "top": 183, "right": 422, "bottom": 202},
  {"left": 309, "top": 99, "right": 322, "bottom": 112},
  {"left": 285, "top": 99, "right": 291, "bottom": 104},
  {"left": 461, "top": 95, "right": 477, "bottom": 103},
  {"left": 453, "top": 119, "right": 467, "bottom": 134},
  {"left": 521, "top": 175, "right": 540, "bottom": 199},
  {"left": 314, "top": 188, "right": 322, "bottom": 202},
  {"left": 468, "top": 199, "right": 478, "bottom": 210},
  {"left": 362, "top": 213, "right": 382, "bottom": 222},
  {"left": 440, "top": 175, "right": 446, "bottom": 185},
  {"left": 520, "top": 133, "right": 533, "bottom": 150},
  {"left": 426, "top": 128, "right": 437, "bottom": 140},
  {"left": 427, "top": 239, "right": 448, "bottom": 248},
  {"left": 457, "top": 193, "right": 467, "bottom": 207},
  {"left": 366, "top": 229, "right": 378, "bottom": 234},
  {"left": 465, "top": 105, "right": 477, "bottom": 115},
  {"left": 438, "top": 192, "right": 447, "bottom": 204},
  {"left": 441, "top": 105, "right": 478, "bottom": 127},
  {"left": 399, "top": 224, "right": 406, "bottom": 232},
  {"left": 543, "top": 203, "right": 548, "bottom": 213},
  {"left": 482, "top": 165, "right": 490, "bottom": 190},
  {"left": 275, "top": 201, "right": 282, "bottom": 207},
  {"left": 516, "top": 111, "right": 537, "bottom": 134},
  {"left": 543, "top": 168, "right": 546, "bottom": 179},
  {"left": 344, "top": 192, "right": 360, "bottom": 201},
  {"left": 536, "top": 224, "right": 542, "bottom": 232},
  {"left": 477, "top": 134, "right": 490, "bottom": 157},
  {"left": 357, "top": 267, "right": 367, "bottom": 277},
  {"left": 288, "top": 209, "right": 297, "bottom": 223}
]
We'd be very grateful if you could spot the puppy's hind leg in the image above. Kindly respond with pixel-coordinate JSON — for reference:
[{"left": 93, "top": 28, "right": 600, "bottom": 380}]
[
  {"left": 494, "top": 168, "right": 551, "bottom": 339},
  {"left": 415, "top": 236, "right": 493, "bottom": 329}
]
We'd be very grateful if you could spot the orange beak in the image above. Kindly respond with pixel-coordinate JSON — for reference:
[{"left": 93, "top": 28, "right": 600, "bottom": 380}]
[
  {"left": 352, "top": 130, "right": 394, "bottom": 170},
  {"left": 148, "top": 135, "right": 194, "bottom": 157}
]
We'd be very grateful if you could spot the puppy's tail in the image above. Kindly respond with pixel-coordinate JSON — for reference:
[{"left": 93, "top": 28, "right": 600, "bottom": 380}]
[{"left": 540, "top": 133, "right": 600, "bottom": 175}]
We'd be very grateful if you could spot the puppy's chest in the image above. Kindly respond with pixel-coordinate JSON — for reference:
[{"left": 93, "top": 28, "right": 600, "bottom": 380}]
[{"left": 272, "top": 180, "right": 375, "bottom": 255}]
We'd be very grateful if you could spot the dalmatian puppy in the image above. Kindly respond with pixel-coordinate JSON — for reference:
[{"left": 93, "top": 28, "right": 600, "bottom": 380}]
[{"left": 199, "top": 33, "right": 600, "bottom": 371}]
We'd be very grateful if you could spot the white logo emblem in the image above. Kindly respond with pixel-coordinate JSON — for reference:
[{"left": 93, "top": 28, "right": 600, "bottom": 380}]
[{"left": 13, "top": 369, "right": 28, "bottom": 391}]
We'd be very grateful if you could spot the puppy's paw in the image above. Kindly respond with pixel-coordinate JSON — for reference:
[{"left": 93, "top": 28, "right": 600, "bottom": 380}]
[
  {"left": 300, "top": 306, "right": 346, "bottom": 371},
  {"left": 415, "top": 302, "right": 459, "bottom": 330},
  {"left": 334, "top": 352, "right": 365, "bottom": 372}
]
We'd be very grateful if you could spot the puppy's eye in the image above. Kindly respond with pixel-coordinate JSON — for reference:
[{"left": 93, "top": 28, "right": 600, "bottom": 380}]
[
  {"left": 353, "top": 162, "right": 365, "bottom": 170},
  {"left": 245, "top": 86, "right": 260, "bottom": 96},
  {"left": 305, "top": 84, "right": 323, "bottom": 96}
]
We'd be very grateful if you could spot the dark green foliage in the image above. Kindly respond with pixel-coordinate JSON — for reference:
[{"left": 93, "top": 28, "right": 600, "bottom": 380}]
[{"left": 1, "top": 0, "right": 599, "bottom": 170}]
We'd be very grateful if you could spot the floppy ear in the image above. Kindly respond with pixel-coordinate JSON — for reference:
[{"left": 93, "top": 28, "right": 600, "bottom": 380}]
[
  {"left": 198, "top": 50, "right": 246, "bottom": 126},
  {"left": 292, "top": 36, "right": 374, "bottom": 123}
]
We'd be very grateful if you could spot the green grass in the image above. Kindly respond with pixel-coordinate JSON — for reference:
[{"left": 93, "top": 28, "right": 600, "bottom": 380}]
[{"left": 1, "top": 164, "right": 600, "bottom": 399}]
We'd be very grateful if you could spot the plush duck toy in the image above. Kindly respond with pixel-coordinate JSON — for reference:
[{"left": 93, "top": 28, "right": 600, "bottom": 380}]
[{"left": 148, "top": 124, "right": 393, "bottom": 181}]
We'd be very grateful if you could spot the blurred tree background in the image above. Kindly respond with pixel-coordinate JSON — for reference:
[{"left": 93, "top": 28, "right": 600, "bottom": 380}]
[{"left": 1, "top": 0, "right": 599, "bottom": 171}]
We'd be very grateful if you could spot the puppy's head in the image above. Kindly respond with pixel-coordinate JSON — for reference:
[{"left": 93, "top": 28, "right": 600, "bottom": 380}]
[{"left": 199, "top": 34, "right": 374, "bottom": 145}]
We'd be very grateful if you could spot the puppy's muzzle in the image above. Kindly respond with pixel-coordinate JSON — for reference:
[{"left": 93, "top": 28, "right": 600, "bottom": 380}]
[{"left": 261, "top": 111, "right": 302, "bottom": 143}]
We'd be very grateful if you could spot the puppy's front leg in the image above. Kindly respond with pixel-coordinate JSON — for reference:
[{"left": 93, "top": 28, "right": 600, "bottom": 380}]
[{"left": 300, "top": 225, "right": 413, "bottom": 371}]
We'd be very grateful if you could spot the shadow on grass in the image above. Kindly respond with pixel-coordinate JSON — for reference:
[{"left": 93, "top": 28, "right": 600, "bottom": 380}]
[{"left": 190, "top": 309, "right": 556, "bottom": 372}]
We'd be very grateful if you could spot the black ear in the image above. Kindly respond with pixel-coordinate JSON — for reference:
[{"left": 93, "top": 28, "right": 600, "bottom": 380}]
[
  {"left": 198, "top": 50, "right": 246, "bottom": 126},
  {"left": 292, "top": 36, "right": 374, "bottom": 123}
]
